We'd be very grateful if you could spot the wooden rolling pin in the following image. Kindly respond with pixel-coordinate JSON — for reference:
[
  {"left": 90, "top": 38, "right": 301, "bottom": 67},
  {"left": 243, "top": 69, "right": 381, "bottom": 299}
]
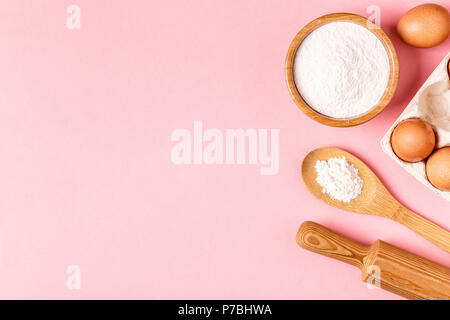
[{"left": 297, "top": 221, "right": 450, "bottom": 300}]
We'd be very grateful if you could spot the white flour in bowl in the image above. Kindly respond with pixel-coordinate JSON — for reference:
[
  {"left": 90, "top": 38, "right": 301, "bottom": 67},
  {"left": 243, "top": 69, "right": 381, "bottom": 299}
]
[
  {"left": 294, "top": 22, "right": 390, "bottom": 119},
  {"left": 315, "top": 157, "right": 364, "bottom": 202}
]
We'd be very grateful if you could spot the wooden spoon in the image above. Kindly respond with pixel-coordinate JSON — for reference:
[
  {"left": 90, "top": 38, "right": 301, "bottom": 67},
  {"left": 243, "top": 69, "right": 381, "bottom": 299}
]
[{"left": 302, "top": 147, "right": 450, "bottom": 253}]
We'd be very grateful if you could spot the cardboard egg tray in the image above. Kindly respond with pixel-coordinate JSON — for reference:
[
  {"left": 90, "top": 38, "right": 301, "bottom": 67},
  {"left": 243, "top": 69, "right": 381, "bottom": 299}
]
[{"left": 381, "top": 52, "right": 450, "bottom": 202}]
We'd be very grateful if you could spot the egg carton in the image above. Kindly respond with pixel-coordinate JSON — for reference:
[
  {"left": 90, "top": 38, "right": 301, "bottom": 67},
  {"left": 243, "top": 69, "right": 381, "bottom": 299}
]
[{"left": 380, "top": 52, "right": 450, "bottom": 202}]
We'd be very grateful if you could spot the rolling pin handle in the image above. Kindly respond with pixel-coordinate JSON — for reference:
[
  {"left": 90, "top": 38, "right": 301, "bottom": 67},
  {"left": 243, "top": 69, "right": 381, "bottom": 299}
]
[{"left": 296, "top": 221, "right": 370, "bottom": 270}]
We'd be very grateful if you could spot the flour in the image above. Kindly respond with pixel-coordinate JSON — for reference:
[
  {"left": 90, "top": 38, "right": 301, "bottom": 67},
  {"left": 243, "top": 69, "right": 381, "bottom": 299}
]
[
  {"left": 315, "top": 157, "right": 364, "bottom": 202},
  {"left": 294, "top": 22, "right": 390, "bottom": 119}
]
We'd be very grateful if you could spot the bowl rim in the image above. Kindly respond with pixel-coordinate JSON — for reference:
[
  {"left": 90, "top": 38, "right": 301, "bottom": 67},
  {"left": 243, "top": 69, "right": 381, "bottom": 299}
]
[{"left": 285, "top": 12, "right": 400, "bottom": 127}]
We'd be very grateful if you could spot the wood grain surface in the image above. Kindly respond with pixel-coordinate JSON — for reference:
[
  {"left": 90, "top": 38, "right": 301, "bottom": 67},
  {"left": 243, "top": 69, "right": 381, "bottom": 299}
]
[{"left": 297, "top": 221, "right": 450, "bottom": 300}]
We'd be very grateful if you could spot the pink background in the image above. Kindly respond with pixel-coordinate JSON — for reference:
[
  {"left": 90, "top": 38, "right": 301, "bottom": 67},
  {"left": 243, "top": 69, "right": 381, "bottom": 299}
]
[{"left": 0, "top": 0, "right": 448, "bottom": 299}]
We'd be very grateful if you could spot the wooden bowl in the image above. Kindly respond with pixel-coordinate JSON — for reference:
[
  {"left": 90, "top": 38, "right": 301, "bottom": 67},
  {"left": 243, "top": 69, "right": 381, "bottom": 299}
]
[{"left": 285, "top": 13, "right": 399, "bottom": 127}]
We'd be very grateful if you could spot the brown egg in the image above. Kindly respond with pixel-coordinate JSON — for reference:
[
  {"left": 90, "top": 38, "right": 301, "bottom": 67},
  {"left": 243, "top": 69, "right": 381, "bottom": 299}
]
[
  {"left": 397, "top": 4, "right": 450, "bottom": 48},
  {"left": 391, "top": 118, "right": 436, "bottom": 162},
  {"left": 426, "top": 147, "right": 450, "bottom": 191}
]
